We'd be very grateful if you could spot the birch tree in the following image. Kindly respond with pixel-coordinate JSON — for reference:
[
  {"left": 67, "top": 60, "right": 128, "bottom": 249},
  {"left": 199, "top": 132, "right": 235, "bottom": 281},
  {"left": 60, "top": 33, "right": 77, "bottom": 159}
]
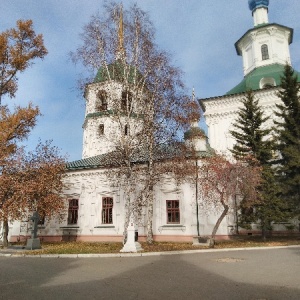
[{"left": 71, "top": 2, "right": 199, "bottom": 243}]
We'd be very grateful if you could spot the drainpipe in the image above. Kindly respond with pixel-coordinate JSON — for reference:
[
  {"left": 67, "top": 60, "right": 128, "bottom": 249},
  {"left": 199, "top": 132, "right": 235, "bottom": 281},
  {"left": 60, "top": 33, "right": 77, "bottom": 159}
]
[{"left": 195, "top": 158, "right": 200, "bottom": 236}]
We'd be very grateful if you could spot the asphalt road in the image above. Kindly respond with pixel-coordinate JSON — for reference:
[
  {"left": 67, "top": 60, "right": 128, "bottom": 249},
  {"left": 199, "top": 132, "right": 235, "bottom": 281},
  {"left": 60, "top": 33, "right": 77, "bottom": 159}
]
[{"left": 0, "top": 247, "right": 299, "bottom": 300}]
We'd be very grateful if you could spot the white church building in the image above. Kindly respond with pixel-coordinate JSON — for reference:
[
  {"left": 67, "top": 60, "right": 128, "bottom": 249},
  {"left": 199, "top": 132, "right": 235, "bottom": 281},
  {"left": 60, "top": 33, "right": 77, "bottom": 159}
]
[
  {"left": 201, "top": 0, "right": 300, "bottom": 154},
  {"left": 7, "top": 0, "right": 300, "bottom": 243}
]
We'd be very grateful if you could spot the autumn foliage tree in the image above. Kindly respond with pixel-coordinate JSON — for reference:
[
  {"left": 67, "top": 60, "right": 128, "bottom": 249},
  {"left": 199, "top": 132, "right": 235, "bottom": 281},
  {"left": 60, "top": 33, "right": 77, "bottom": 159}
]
[
  {"left": 0, "top": 19, "right": 47, "bottom": 162},
  {"left": 0, "top": 19, "right": 47, "bottom": 104},
  {"left": 198, "top": 155, "right": 261, "bottom": 247},
  {"left": 0, "top": 104, "right": 41, "bottom": 246},
  {"left": 0, "top": 142, "right": 66, "bottom": 246},
  {"left": 71, "top": 2, "right": 200, "bottom": 243},
  {"left": 0, "top": 104, "right": 40, "bottom": 161},
  {"left": 0, "top": 20, "right": 68, "bottom": 247}
]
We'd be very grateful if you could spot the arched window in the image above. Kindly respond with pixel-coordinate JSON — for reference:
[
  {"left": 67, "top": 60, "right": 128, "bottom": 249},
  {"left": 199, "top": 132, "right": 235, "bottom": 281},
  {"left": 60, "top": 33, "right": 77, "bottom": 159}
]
[
  {"left": 259, "top": 77, "right": 276, "bottom": 89},
  {"left": 124, "top": 124, "right": 128, "bottom": 136},
  {"left": 96, "top": 90, "right": 107, "bottom": 111},
  {"left": 261, "top": 44, "right": 269, "bottom": 60},
  {"left": 121, "top": 90, "right": 132, "bottom": 111}
]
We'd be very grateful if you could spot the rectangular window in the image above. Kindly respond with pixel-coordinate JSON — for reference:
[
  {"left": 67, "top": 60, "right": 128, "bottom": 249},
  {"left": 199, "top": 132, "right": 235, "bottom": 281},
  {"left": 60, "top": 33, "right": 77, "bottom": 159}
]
[
  {"left": 38, "top": 215, "right": 45, "bottom": 226},
  {"left": 166, "top": 200, "right": 180, "bottom": 224},
  {"left": 261, "top": 44, "right": 269, "bottom": 60},
  {"left": 121, "top": 91, "right": 132, "bottom": 111},
  {"left": 96, "top": 90, "right": 108, "bottom": 111},
  {"left": 98, "top": 124, "right": 104, "bottom": 135},
  {"left": 102, "top": 197, "right": 113, "bottom": 224},
  {"left": 68, "top": 199, "right": 79, "bottom": 225}
]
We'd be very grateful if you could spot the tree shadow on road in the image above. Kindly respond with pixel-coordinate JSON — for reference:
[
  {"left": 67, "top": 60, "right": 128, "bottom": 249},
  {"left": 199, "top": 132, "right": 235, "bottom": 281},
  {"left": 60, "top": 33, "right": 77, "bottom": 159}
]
[{"left": 1, "top": 250, "right": 300, "bottom": 300}]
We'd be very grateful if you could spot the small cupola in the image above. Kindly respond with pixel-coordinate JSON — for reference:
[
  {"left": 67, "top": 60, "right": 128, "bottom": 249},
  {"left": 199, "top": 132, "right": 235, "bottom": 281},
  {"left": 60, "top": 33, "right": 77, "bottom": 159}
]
[
  {"left": 184, "top": 90, "right": 207, "bottom": 152},
  {"left": 248, "top": 0, "right": 269, "bottom": 26},
  {"left": 184, "top": 121, "right": 207, "bottom": 152}
]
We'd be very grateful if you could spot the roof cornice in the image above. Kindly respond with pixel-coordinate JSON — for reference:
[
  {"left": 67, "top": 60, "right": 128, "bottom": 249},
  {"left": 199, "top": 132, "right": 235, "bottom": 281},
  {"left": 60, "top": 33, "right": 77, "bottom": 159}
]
[{"left": 235, "top": 23, "right": 294, "bottom": 55}]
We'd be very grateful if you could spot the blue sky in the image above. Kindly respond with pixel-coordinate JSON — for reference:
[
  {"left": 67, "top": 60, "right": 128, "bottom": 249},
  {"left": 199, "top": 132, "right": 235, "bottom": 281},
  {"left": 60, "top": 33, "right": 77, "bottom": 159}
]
[{"left": 1, "top": 0, "right": 300, "bottom": 161}]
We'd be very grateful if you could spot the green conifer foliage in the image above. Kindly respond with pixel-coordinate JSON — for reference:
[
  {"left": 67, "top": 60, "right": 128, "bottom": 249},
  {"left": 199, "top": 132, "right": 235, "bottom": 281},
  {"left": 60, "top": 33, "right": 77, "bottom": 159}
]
[
  {"left": 230, "top": 90, "right": 288, "bottom": 238},
  {"left": 230, "top": 90, "right": 272, "bottom": 164},
  {"left": 274, "top": 64, "right": 300, "bottom": 210}
]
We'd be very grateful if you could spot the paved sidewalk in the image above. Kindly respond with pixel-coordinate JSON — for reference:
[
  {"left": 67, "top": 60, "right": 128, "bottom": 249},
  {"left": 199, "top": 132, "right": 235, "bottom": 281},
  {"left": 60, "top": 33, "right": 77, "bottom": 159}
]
[
  {"left": 1, "top": 246, "right": 300, "bottom": 299},
  {"left": 1, "top": 244, "right": 299, "bottom": 258}
]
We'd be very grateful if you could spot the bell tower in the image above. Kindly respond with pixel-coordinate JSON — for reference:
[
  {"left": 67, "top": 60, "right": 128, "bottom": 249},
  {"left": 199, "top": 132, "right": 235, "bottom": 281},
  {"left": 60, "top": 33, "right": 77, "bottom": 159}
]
[
  {"left": 82, "top": 6, "right": 141, "bottom": 159},
  {"left": 226, "top": 0, "right": 296, "bottom": 95},
  {"left": 236, "top": 0, "right": 293, "bottom": 77}
]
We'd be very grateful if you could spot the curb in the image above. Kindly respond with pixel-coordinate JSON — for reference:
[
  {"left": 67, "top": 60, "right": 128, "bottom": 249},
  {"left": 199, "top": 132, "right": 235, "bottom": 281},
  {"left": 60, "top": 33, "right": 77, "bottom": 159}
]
[{"left": 0, "top": 245, "right": 299, "bottom": 258}]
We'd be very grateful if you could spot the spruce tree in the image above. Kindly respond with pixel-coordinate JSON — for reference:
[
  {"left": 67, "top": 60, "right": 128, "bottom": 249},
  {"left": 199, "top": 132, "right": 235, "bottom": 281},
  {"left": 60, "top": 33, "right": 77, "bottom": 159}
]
[
  {"left": 230, "top": 90, "right": 272, "bottom": 164},
  {"left": 230, "top": 90, "right": 287, "bottom": 238},
  {"left": 274, "top": 64, "right": 300, "bottom": 211}
]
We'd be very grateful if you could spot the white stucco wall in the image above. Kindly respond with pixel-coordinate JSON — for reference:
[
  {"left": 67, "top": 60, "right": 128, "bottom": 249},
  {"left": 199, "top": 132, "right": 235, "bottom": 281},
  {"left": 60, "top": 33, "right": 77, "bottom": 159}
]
[
  {"left": 202, "top": 88, "right": 281, "bottom": 155},
  {"left": 237, "top": 25, "right": 292, "bottom": 76},
  {"left": 83, "top": 81, "right": 144, "bottom": 159}
]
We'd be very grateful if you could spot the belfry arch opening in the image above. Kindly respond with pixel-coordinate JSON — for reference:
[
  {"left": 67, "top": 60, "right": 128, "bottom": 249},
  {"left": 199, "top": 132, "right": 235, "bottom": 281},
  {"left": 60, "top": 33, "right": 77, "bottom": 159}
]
[
  {"left": 259, "top": 77, "right": 276, "bottom": 89},
  {"left": 96, "top": 90, "right": 108, "bottom": 111}
]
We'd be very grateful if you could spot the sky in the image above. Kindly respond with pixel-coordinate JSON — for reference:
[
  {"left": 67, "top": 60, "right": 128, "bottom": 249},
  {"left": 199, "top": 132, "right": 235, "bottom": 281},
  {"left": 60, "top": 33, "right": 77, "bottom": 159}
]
[{"left": 1, "top": 0, "right": 300, "bottom": 161}]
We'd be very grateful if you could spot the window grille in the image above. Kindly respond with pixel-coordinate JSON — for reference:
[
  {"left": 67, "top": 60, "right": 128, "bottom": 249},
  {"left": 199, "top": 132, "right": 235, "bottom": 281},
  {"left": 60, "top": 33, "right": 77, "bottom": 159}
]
[
  {"left": 121, "top": 91, "right": 132, "bottom": 111},
  {"left": 102, "top": 197, "right": 113, "bottom": 224},
  {"left": 96, "top": 90, "right": 108, "bottom": 111},
  {"left": 68, "top": 199, "right": 79, "bottom": 225},
  {"left": 38, "top": 215, "right": 45, "bottom": 225},
  {"left": 166, "top": 200, "right": 180, "bottom": 224},
  {"left": 98, "top": 124, "right": 104, "bottom": 136},
  {"left": 261, "top": 44, "right": 269, "bottom": 60}
]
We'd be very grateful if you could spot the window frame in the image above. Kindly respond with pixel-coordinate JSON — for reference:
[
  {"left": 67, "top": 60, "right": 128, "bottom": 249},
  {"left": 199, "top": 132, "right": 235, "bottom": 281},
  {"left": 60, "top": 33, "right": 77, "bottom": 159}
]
[
  {"left": 96, "top": 90, "right": 108, "bottom": 111},
  {"left": 38, "top": 214, "right": 45, "bottom": 226},
  {"left": 166, "top": 200, "right": 180, "bottom": 224},
  {"left": 98, "top": 124, "right": 104, "bottom": 136},
  {"left": 102, "top": 197, "right": 113, "bottom": 224},
  {"left": 68, "top": 199, "right": 79, "bottom": 225},
  {"left": 121, "top": 91, "right": 132, "bottom": 111},
  {"left": 261, "top": 44, "right": 269, "bottom": 60}
]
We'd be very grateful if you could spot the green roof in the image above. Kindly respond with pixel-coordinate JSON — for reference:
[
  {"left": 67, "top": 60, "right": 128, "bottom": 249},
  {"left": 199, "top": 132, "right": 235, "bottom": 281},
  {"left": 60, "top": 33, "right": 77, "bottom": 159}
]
[
  {"left": 94, "top": 60, "right": 140, "bottom": 84},
  {"left": 66, "top": 143, "right": 214, "bottom": 171},
  {"left": 226, "top": 64, "right": 300, "bottom": 95},
  {"left": 66, "top": 154, "right": 111, "bottom": 170}
]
